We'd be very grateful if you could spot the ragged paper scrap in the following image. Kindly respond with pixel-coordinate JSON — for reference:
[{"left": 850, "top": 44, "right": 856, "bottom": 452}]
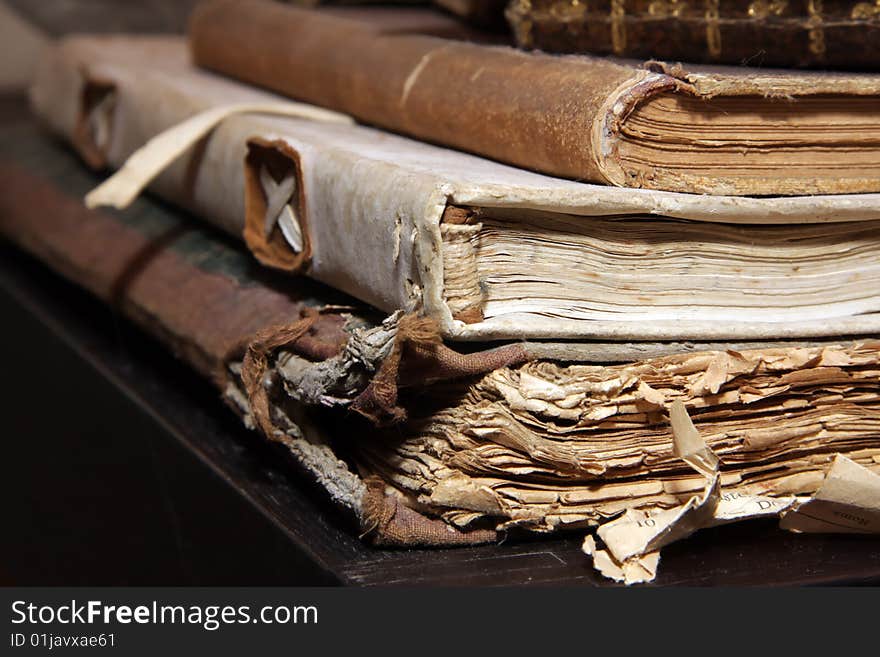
[
  {"left": 583, "top": 401, "right": 880, "bottom": 584},
  {"left": 781, "top": 455, "right": 880, "bottom": 534}
]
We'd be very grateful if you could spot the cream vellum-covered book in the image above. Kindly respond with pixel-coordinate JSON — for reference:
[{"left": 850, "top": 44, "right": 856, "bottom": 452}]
[{"left": 30, "top": 35, "right": 880, "bottom": 342}]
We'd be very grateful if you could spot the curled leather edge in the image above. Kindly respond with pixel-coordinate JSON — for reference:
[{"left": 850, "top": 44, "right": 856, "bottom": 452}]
[
  {"left": 590, "top": 69, "right": 688, "bottom": 188},
  {"left": 243, "top": 136, "right": 312, "bottom": 273}
]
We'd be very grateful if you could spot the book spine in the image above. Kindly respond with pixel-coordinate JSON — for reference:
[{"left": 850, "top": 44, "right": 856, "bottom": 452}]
[{"left": 508, "top": 0, "right": 880, "bottom": 68}]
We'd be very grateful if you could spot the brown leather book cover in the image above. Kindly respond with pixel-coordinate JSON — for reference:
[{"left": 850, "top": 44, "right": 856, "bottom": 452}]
[
  {"left": 189, "top": 0, "right": 880, "bottom": 196},
  {"left": 507, "top": 0, "right": 880, "bottom": 69}
]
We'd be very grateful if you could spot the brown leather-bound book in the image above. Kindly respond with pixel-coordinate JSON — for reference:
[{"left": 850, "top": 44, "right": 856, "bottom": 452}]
[
  {"left": 507, "top": 0, "right": 880, "bottom": 69},
  {"left": 189, "top": 0, "right": 880, "bottom": 196}
]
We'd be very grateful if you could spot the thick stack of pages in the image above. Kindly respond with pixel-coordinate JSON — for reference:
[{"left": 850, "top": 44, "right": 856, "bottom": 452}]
[{"left": 18, "top": 5, "right": 880, "bottom": 582}]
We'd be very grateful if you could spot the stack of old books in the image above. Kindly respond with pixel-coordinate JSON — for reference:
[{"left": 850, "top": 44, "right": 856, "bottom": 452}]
[{"left": 6, "top": 0, "right": 880, "bottom": 583}]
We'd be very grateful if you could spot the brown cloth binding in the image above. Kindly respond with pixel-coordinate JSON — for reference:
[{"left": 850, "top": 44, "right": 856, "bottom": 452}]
[
  {"left": 0, "top": 162, "right": 308, "bottom": 382},
  {"left": 352, "top": 315, "right": 529, "bottom": 425},
  {"left": 361, "top": 478, "right": 498, "bottom": 546}
]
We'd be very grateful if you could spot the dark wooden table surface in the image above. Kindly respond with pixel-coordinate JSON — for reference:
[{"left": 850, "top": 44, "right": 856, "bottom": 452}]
[{"left": 3, "top": 244, "right": 879, "bottom": 587}]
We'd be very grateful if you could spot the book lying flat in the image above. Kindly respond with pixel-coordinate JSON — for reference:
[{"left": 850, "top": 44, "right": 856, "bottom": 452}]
[
  {"left": 4, "top": 124, "right": 878, "bottom": 582},
  {"left": 31, "top": 36, "right": 880, "bottom": 342},
  {"left": 188, "top": 0, "right": 880, "bottom": 196}
]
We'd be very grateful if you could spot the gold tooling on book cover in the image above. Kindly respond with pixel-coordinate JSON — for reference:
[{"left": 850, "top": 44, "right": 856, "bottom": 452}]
[
  {"left": 852, "top": 0, "right": 880, "bottom": 19},
  {"left": 509, "top": 0, "right": 535, "bottom": 47},
  {"left": 705, "top": 0, "right": 722, "bottom": 57},
  {"left": 807, "top": 0, "right": 826, "bottom": 56},
  {"left": 648, "top": 0, "right": 689, "bottom": 17},
  {"left": 747, "top": 0, "right": 788, "bottom": 18},
  {"left": 611, "top": 0, "right": 628, "bottom": 53}
]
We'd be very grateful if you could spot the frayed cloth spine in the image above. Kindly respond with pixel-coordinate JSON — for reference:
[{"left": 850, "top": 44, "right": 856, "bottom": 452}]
[
  {"left": 240, "top": 309, "right": 321, "bottom": 440},
  {"left": 351, "top": 314, "right": 530, "bottom": 425}
]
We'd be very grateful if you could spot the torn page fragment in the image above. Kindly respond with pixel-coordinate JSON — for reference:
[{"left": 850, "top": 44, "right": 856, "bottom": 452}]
[
  {"left": 781, "top": 455, "right": 880, "bottom": 534},
  {"left": 583, "top": 536, "right": 660, "bottom": 586},
  {"left": 593, "top": 401, "right": 722, "bottom": 566},
  {"left": 596, "top": 475, "right": 720, "bottom": 564},
  {"left": 584, "top": 401, "right": 805, "bottom": 584},
  {"left": 669, "top": 400, "right": 719, "bottom": 478}
]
